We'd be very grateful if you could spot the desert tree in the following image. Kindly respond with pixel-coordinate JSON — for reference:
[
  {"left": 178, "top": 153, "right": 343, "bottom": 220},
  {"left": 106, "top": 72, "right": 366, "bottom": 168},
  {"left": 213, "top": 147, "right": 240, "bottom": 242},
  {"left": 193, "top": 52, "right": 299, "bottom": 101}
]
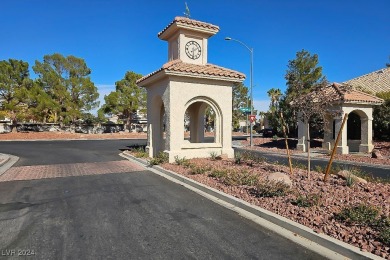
[{"left": 285, "top": 49, "right": 339, "bottom": 179}]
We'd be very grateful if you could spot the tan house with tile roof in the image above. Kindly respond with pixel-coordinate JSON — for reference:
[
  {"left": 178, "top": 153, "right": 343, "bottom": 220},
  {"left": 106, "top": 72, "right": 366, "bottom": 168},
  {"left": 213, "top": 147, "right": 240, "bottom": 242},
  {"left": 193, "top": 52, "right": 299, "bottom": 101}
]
[
  {"left": 137, "top": 17, "right": 245, "bottom": 162},
  {"left": 297, "top": 83, "right": 384, "bottom": 154},
  {"left": 344, "top": 67, "right": 390, "bottom": 94}
]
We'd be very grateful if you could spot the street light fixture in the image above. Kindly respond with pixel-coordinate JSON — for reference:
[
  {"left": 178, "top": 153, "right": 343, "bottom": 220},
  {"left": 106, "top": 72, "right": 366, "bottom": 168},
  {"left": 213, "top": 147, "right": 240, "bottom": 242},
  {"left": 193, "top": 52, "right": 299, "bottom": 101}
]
[{"left": 225, "top": 37, "right": 254, "bottom": 146}]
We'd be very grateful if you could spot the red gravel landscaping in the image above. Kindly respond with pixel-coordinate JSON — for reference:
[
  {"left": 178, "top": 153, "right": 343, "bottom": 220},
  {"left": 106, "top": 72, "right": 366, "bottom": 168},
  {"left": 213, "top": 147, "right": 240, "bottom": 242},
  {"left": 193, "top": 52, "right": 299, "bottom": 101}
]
[
  {"left": 242, "top": 137, "right": 390, "bottom": 166},
  {"left": 157, "top": 157, "right": 390, "bottom": 259}
]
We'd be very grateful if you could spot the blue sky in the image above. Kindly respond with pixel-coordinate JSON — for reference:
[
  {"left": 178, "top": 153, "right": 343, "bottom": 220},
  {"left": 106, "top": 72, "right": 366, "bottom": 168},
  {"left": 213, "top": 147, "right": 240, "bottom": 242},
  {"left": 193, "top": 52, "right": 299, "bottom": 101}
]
[{"left": 1, "top": 0, "right": 389, "bottom": 113}]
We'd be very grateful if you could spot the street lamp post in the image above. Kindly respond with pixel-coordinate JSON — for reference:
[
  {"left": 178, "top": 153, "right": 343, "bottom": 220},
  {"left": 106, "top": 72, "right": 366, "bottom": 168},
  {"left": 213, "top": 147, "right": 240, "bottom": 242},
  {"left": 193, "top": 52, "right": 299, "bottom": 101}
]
[{"left": 225, "top": 37, "right": 254, "bottom": 146}]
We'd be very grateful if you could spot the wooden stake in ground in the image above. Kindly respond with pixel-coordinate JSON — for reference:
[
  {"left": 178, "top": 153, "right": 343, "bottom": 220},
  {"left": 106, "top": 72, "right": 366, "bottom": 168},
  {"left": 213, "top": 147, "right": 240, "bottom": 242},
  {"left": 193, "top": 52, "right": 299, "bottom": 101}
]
[
  {"left": 280, "top": 112, "right": 293, "bottom": 175},
  {"left": 324, "top": 113, "right": 348, "bottom": 181}
]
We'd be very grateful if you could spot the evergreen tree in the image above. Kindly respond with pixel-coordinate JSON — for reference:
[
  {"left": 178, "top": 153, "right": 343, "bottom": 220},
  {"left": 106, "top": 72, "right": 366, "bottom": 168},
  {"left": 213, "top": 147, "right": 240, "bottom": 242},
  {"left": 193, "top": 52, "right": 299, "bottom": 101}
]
[
  {"left": 0, "top": 59, "right": 31, "bottom": 128},
  {"left": 284, "top": 49, "right": 329, "bottom": 179},
  {"left": 232, "top": 82, "right": 249, "bottom": 130},
  {"left": 99, "top": 71, "right": 145, "bottom": 130},
  {"left": 33, "top": 53, "right": 99, "bottom": 124},
  {"left": 373, "top": 91, "right": 390, "bottom": 140}
]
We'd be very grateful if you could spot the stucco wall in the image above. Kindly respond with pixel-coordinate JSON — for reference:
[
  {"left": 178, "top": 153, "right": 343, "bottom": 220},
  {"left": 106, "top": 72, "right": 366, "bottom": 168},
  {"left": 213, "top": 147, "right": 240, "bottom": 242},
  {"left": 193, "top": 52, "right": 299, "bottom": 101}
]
[
  {"left": 145, "top": 75, "right": 235, "bottom": 162},
  {"left": 321, "top": 103, "right": 375, "bottom": 154}
]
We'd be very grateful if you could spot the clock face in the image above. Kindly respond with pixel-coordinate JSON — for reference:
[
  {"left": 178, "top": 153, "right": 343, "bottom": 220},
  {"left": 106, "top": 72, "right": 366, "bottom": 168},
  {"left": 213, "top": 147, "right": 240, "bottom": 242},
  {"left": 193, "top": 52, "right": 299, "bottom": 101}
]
[{"left": 185, "top": 41, "right": 202, "bottom": 60}]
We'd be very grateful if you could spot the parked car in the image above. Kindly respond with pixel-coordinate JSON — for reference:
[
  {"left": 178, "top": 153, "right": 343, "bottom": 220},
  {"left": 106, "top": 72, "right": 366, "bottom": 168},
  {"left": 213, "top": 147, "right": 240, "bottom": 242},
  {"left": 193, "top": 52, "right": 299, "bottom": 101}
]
[{"left": 259, "top": 128, "right": 276, "bottom": 137}]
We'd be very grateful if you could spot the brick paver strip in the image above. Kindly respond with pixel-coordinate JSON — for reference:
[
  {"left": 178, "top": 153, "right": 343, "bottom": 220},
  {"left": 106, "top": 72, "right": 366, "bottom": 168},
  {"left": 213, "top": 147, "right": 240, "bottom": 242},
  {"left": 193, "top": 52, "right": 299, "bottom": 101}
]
[{"left": 0, "top": 160, "right": 145, "bottom": 182}]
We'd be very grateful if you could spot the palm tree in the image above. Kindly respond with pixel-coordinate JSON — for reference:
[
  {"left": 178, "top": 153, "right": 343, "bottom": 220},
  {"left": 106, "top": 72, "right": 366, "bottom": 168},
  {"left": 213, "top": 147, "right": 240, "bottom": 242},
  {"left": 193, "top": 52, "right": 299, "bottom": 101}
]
[{"left": 267, "top": 88, "right": 282, "bottom": 109}]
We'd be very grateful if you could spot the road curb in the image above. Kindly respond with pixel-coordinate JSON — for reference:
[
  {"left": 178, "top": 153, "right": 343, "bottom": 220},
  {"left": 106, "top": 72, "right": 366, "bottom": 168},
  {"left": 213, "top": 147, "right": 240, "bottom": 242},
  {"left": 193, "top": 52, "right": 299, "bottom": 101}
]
[
  {"left": 0, "top": 155, "right": 10, "bottom": 167},
  {"left": 119, "top": 151, "right": 381, "bottom": 260},
  {"left": 0, "top": 153, "right": 19, "bottom": 176}
]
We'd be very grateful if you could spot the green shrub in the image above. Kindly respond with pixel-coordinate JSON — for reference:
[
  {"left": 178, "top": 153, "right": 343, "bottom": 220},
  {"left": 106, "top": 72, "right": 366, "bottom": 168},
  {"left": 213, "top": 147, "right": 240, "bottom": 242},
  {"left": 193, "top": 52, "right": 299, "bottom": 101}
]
[
  {"left": 148, "top": 151, "right": 168, "bottom": 166},
  {"left": 132, "top": 147, "right": 147, "bottom": 158},
  {"left": 241, "top": 151, "right": 255, "bottom": 161},
  {"left": 314, "top": 165, "right": 324, "bottom": 174},
  {"left": 218, "top": 170, "right": 258, "bottom": 186},
  {"left": 336, "top": 204, "right": 379, "bottom": 225},
  {"left": 208, "top": 169, "right": 227, "bottom": 178},
  {"left": 292, "top": 193, "right": 321, "bottom": 207},
  {"left": 189, "top": 164, "right": 211, "bottom": 175},
  {"left": 345, "top": 173, "right": 356, "bottom": 187},
  {"left": 376, "top": 216, "right": 390, "bottom": 228},
  {"left": 255, "top": 181, "right": 291, "bottom": 197},
  {"left": 174, "top": 156, "right": 189, "bottom": 166},
  {"left": 234, "top": 152, "right": 242, "bottom": 165},
  {"left": 209, "top": 151, "right": 218, "bottom": 160},
  {"left": 292, "top": 162, "right": 307, "bottom": 170},
  {"left": 237, "top": 171, "right": 259, "bottom": 186},
  {"left": 379, "top": 227, "right": 390, "bottom": 246}
]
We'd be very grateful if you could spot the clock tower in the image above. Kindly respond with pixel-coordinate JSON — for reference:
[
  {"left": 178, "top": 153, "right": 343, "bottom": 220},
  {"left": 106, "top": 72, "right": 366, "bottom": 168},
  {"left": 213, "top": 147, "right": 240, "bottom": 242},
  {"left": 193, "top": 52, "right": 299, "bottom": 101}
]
[
  {"left": 158, "top": 16, "right": 219, "bottom": 65},
  {"left": 137, "top": 16, "right": 245, "bottom": 163}
]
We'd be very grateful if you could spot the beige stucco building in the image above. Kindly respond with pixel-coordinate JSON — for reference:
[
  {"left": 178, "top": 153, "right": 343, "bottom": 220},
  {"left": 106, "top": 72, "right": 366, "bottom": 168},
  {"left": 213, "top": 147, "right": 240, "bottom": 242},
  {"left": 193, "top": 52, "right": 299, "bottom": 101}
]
[
  {"left": 137, "top": 17, "right": 245, "bottom": 162},
  {"left": 297, "top": 83, "right": 384, "bottom": 154}
]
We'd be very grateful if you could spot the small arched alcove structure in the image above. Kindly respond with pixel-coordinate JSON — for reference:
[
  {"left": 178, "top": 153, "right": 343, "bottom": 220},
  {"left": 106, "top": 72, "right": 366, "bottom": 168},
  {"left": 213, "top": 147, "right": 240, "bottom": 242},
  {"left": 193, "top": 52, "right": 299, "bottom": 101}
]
[
  {"left": 297, "top": 83, "right": 383, "bottom": 154},
  {"left": 346, "top": 110, "right": 367, "bottom": 153},
  {"left": 137, "top": 17, "right": 245, "bottom": 162}
]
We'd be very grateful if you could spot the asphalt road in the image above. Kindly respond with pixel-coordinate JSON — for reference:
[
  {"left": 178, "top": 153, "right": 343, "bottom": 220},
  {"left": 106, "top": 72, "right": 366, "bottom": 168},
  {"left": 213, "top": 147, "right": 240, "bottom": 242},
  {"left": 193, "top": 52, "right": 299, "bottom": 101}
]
[
  {"left": 0, "top": 139, "right": 146, "bottom": 166},
  {"left": 0, "top": 140, "right": 324, "bottom": 259}
]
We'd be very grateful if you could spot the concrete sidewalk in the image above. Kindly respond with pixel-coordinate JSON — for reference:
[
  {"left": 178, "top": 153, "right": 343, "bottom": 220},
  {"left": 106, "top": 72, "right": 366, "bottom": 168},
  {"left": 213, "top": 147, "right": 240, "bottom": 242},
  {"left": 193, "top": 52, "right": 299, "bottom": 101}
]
[
  {"left": 0, "top": 153, "right": 19, "bottom": 176},
  {"left": 120, "top": 151, "right": 381, "bottom": 260}
]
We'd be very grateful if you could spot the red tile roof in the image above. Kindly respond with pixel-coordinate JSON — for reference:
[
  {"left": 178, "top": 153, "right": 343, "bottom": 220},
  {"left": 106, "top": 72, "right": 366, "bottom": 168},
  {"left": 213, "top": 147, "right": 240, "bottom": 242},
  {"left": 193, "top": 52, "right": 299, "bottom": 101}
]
[
  {"left": 158, "top": 16, "right": 219, "bottom": 38},
  {"left": 324, "top": 83, "right": 384, "bottom": 104},
  {"left": 137, "top": 60, "right": 245, "bottom": 85},
  {"left": 344, "top": 67, "right": 390, "bottom": 94}
]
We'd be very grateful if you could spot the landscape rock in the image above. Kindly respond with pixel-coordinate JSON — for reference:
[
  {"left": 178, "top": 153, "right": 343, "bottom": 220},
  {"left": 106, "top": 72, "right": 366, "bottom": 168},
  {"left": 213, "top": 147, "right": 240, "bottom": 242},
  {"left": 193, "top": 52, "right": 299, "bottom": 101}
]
[
  {"left": 371, "top": 149, "right": 383, "bottom": 159},
  {"left": 336, "top": 170, "right": 367, "bottom": 184},
  {"left": 265, "top": 172, "right": 292, "bottom": 187}
]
